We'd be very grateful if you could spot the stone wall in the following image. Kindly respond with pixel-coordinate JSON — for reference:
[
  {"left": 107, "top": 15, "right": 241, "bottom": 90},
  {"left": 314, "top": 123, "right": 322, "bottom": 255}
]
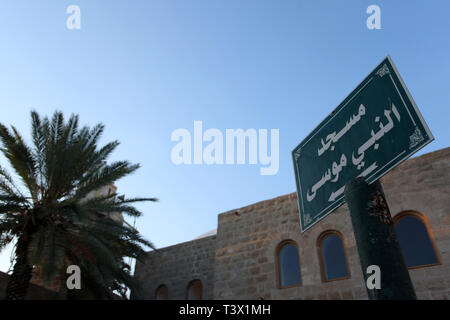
[
  {"left": 0, "top": 271, "right": 61, "bottom": 300},
  {"left": 135, "top": 147, "right": 450, "bottom": 299},
  {"left": 213, "top": 192, "right": 368, "bottom": 300},
  {"left": 134, "top": 235, "right": 216, "bottom": 299}
]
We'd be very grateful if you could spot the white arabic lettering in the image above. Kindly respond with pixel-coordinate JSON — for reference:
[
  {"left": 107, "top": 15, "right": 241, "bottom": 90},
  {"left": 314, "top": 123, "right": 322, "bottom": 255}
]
[{"left": 318, "top": 104, "right": 366, "bottom": 156}]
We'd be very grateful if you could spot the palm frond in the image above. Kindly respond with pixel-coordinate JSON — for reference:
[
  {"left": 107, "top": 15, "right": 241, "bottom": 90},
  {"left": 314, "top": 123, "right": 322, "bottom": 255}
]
[
  {"left": 0, "top": 124, "right": 37, "bottom": 201},
  {"left": 0, "top": 110, "right": 156, "bottom": 299}
]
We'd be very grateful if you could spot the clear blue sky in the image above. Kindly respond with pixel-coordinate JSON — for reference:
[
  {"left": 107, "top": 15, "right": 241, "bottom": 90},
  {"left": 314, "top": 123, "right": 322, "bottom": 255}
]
[{"left": 0, "top": 1, "right": 449, "bottom": 271}]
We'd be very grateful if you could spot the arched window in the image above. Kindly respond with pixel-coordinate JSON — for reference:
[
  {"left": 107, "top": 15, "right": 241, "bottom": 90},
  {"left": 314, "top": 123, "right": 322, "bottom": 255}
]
[
  {"left": 277, "top": 240, "right": 302, "bottom": 288},
  {"left": 317, "top": 231, "right": 350, "bottom": 282},
  {"left": 155, "top": 284, "right": 168, "bottom": 300},
  {"left": 394, "top": 211, "right": 440, "bottom": 269},
  {"left": 186, "top": 280, "right": 203, "bottom": 300}
]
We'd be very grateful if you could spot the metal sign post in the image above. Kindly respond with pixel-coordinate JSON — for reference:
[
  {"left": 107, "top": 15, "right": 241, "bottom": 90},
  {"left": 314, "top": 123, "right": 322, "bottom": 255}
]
[{"left": 344, "top": 177, "right": 416, "bottom": 300}]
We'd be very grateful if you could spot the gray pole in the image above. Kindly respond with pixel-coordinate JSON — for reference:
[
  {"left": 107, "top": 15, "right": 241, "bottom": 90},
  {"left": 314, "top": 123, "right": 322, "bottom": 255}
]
[{"left": 344, "top": 177, "right": 416, "bottom": 300}]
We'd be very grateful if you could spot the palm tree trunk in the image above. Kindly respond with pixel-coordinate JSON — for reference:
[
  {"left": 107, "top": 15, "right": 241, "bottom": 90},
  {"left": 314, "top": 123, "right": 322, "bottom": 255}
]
[{"left": 5, "top": 238, "right": 32, "bottom": 300}]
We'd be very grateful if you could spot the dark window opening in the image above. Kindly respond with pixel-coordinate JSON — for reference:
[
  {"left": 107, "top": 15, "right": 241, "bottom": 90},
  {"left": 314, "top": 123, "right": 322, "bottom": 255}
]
[
  {"left": 320, "top": 233, "right": 350, "bottom": 281},
  {"left": 155, "top": 285, "right": 168, "bottom": 300},
  {"left": 186, "top": 280, "right": 203, "bottom": 300},
  {"left": 395, "top": 215, "right": 439, "bottom": 268},
  {"left": 278, "top": 242, "right": 302, "bottom": 288}
]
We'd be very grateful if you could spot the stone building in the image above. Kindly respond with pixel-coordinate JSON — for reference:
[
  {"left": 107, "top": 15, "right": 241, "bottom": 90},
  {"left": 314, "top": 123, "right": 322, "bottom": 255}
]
[{"left": 134, "top": 147, "right": 450, "bottom": 300}]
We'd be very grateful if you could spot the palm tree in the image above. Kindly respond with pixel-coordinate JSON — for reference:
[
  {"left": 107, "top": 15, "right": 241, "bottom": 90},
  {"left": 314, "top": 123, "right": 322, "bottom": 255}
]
[{"left": 0, "top": 110, "right": 156, "bottom": 299}]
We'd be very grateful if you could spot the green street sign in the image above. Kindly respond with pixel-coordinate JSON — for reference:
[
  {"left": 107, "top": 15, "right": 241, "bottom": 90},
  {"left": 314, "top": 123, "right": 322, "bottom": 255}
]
[{"left": 292, "top": 56, "right": 434, "bottom": 232}]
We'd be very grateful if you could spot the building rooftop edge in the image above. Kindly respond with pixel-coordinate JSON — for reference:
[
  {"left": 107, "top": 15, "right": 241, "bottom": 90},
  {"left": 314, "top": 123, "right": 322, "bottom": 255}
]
[{"left": 148, "top": 146, "right": 449, "bottom": 253}]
